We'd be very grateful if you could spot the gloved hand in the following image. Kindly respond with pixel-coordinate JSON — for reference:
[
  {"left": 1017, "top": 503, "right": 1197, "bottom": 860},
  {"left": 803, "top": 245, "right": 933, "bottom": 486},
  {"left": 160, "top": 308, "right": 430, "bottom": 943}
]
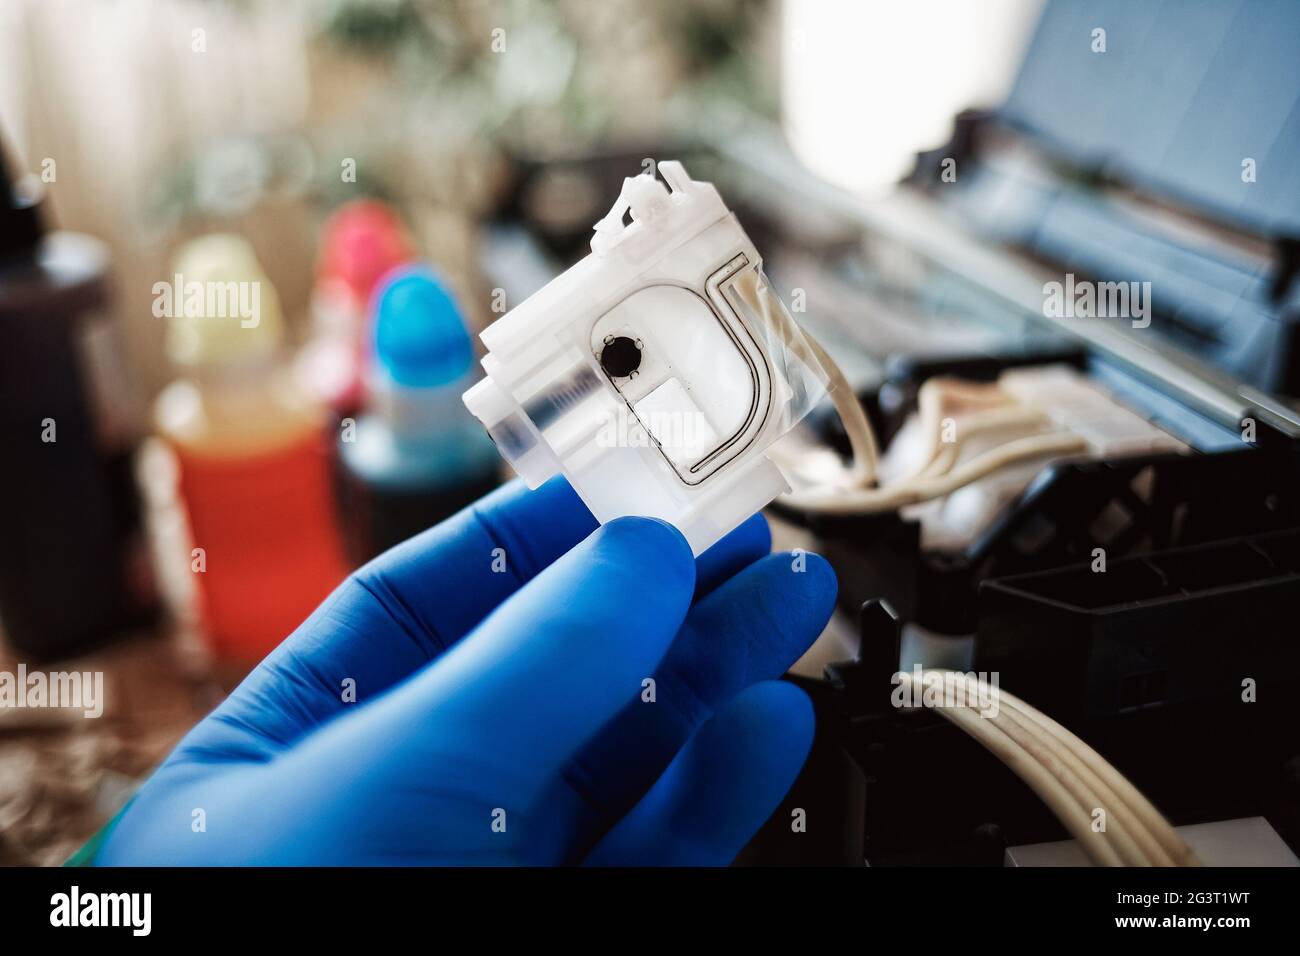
[{"left": 98, "top": 477, "right": 837, "bottom": 865}]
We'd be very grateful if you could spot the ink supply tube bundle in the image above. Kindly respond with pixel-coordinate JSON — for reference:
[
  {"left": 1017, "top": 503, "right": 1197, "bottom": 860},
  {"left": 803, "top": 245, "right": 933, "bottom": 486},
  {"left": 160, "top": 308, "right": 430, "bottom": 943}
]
[{"left": 464, "top": 161, "right": 830, "bottom": 554}]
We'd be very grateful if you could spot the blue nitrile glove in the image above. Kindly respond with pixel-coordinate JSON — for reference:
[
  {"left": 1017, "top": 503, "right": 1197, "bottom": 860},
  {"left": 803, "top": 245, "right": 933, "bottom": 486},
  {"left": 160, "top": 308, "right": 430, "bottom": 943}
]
[{"left": 98, "top": 477, "right": 837, "bottom": 865}]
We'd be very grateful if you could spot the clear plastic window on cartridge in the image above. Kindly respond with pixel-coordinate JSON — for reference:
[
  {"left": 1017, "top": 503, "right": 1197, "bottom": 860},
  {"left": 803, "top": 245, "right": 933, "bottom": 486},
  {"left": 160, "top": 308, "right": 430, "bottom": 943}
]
[{"left": 463, "top": 161, "right": 830, "bottom": 554}]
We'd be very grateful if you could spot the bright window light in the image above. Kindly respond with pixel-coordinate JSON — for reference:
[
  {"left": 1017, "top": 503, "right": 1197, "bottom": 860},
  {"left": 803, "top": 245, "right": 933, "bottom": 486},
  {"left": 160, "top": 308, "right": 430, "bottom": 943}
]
[{"left": 781, "top": 0, "right": 1044, "bottom": 196}]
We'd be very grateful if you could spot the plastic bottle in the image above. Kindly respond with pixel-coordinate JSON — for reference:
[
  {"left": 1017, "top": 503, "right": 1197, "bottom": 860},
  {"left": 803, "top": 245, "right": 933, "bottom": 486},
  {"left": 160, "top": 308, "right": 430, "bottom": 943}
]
[
  {"left": 295, "top": 200, "right": 416, "bottom": 416},
  {"left": 337, "top": 265, "right": 499, "bottom": 561},
  {"left": 0, "top": 142, "right": 155, "bottom": 658},
  {"left": 154, "top": 235, "right": 349, "bottom": 665}
]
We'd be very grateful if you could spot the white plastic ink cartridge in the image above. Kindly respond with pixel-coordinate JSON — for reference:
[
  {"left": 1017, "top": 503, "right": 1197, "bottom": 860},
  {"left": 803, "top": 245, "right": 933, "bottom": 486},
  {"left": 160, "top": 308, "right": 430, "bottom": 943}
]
[{"left": 463, "top": 161, "right": 830, "bottom": 554}]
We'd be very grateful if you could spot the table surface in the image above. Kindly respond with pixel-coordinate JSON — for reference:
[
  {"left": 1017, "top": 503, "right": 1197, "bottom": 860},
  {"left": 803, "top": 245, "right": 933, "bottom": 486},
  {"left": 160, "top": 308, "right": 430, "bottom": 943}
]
[{"left": 0, "top": 628, "right": 216, "bottom": 866}]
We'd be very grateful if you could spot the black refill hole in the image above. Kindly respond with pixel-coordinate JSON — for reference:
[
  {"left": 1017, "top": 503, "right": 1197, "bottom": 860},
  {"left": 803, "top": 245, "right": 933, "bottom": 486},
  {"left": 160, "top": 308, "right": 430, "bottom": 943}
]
[{"left": 600, "top": 336, "right": 642, "bottom": 378}]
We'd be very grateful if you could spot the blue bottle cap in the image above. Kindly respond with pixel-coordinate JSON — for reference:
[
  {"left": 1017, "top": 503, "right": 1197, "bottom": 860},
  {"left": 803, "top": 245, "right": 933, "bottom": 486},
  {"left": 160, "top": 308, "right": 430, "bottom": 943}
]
[{"left": 372, "top": 265, "right": 473, "bottom": 388}]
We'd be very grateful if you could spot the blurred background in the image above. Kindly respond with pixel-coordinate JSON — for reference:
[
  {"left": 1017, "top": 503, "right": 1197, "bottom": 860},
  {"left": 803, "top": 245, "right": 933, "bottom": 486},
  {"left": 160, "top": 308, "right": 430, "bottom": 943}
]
[
  {"left": 0, "top": 0, "right": 1039, "bottom": 394},
  {"left": 5, "top": 0, "right": 1300, "bottom": 868}
]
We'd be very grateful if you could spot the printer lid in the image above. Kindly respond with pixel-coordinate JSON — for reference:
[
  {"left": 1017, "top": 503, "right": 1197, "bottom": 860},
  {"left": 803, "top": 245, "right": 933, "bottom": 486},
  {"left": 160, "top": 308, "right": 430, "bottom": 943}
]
[{"left": 1000, "top": 0, "right": 1300, "bottom": 239}]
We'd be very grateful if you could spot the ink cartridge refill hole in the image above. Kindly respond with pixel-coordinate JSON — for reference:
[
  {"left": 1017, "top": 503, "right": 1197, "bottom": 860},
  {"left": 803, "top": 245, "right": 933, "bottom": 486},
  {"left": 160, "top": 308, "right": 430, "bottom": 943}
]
[{"left": 600, "top": 335, "right": 642, "bottom": 378}]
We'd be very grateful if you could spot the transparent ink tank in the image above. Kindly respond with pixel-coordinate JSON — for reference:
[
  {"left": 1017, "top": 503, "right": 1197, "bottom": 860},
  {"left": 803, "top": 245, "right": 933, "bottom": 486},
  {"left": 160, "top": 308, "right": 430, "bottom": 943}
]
[{"left": 463, "top": 161, "right": 829, "bottom": 554}]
